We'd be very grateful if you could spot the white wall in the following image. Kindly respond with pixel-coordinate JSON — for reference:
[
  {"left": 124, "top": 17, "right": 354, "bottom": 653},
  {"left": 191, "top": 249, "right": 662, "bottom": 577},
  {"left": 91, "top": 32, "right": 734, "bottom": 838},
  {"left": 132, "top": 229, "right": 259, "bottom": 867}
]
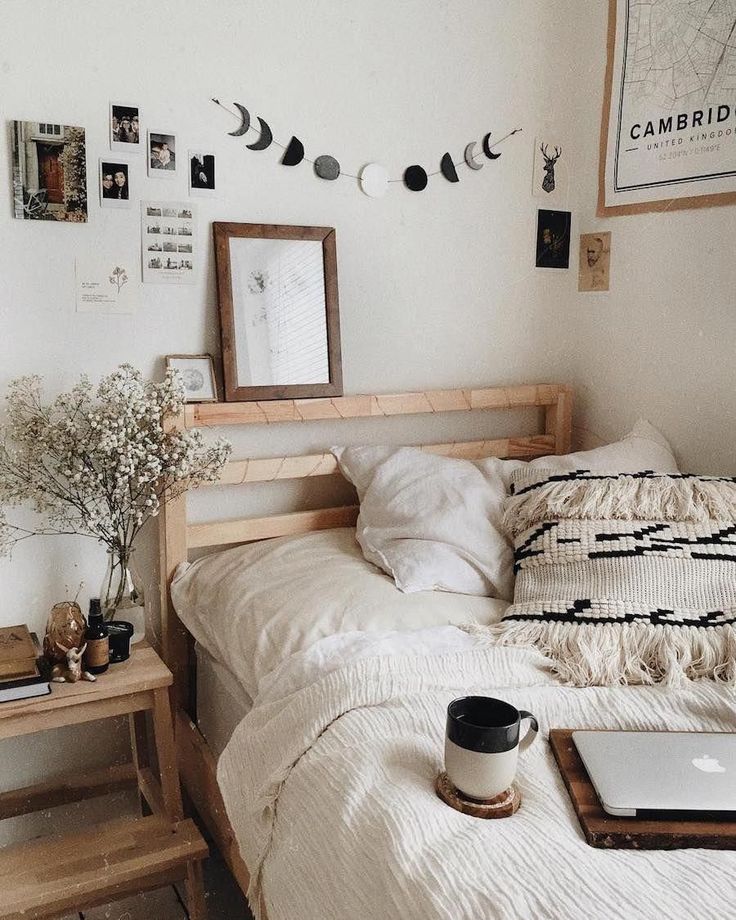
[
  {"left": 0, "top": 0, "right": 585, "bottom": 630},
  {"left": 565, "top": 2, "right": 736, "bottom": 476}
]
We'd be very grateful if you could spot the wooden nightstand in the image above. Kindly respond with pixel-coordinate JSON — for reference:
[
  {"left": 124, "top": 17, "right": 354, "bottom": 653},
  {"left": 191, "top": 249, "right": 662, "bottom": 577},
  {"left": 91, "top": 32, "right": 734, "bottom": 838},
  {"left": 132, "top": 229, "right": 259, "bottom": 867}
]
[{"left": 0, "top": 645, "right": 208, "bottom": 920}]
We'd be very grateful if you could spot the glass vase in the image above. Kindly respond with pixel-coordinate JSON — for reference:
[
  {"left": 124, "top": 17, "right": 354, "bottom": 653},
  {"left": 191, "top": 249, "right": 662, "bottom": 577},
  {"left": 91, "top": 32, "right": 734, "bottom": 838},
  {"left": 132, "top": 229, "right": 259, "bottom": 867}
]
[{"left": 100, "top": 549, "right": 147, "bottom": 645}]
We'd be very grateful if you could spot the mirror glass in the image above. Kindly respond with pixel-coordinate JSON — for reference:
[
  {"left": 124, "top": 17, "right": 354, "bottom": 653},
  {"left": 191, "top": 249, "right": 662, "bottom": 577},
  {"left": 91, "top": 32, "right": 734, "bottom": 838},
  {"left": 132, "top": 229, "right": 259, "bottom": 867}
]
[{"left": 229, "top": 237, "right": 329, "bottom": 387}]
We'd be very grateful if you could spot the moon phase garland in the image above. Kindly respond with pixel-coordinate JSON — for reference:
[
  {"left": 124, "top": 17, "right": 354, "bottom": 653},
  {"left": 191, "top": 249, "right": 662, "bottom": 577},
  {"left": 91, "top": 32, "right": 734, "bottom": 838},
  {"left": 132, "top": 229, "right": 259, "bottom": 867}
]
[{"left": 212, "top": 98, "right": 522, "bottom": 197}]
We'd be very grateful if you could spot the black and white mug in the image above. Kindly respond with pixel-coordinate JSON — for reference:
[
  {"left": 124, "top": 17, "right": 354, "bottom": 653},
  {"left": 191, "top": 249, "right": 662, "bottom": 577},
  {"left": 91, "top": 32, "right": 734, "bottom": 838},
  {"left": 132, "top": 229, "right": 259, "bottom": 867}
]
[{"left": 445, "top": 696, "right": 538, "bottom": 801}]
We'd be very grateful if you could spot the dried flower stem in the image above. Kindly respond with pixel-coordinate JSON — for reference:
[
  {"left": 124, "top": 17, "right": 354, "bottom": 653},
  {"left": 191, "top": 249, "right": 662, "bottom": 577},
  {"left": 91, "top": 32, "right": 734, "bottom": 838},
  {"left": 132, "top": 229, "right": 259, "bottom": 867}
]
[{"left": 0, "top": 365, "right": 231, "bottom": 616}]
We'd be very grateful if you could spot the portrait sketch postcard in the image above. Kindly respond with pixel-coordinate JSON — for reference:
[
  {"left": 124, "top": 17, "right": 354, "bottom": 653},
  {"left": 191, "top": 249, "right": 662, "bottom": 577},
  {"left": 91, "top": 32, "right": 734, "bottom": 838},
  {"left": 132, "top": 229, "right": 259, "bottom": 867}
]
[{"left": 578, "top": 232, "right": 611, "bottom": 292}]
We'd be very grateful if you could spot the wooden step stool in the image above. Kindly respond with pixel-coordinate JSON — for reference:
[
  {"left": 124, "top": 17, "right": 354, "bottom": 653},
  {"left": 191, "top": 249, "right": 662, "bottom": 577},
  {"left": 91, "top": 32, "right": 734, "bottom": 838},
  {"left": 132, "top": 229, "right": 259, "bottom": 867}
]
[{"left": 0, "top": 645, "right": 208, "bottom": 919}]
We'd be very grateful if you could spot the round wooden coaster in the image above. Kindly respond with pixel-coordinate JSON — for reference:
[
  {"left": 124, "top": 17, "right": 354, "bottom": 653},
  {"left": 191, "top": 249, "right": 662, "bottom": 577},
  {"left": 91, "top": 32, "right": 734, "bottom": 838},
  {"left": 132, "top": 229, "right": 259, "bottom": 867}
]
[{"left": 435, "top": 772, "right": 521, "bottom": 819}]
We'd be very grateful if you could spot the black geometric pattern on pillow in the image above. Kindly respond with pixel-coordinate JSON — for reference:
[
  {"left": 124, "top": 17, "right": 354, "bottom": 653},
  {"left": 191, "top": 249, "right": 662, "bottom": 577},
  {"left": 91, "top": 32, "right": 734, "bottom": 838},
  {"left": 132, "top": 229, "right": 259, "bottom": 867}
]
[
  {"left": 514, "top": 520, "right": 736, "bottom": 573},
  {"left": 510, "top": 469, "right": 736, "bottom": 499},
  {"left": 490, "top": 469, "right": 736, "bottom": 685},
  {"left": 504, "top": 599, "right": 736, "bottom": 628}
]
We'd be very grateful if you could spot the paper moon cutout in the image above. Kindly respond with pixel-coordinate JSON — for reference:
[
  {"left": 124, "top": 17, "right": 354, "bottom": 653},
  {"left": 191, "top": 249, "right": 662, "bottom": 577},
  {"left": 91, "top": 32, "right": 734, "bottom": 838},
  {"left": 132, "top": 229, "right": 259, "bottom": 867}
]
[
  {"left": 482, "top": 132, "right": 502, "bottom": 160},
  {"left": 246, "top": 117, "right": 273, "bottom": 151},
  {"left": 440, "top": 152, "right": 460, "bottom": 183},
  {"left": 229, "top": 103, "right": 251, "bottom": 137},
  {"left": 359, "top": 163, "right": 389, "bottom": 198},
  {"left": 464, "top": 142, "right": 484, "bottom": 170},
  {"left": 282, "top": 136, "right": 305, "bottom": 166},
  {"left": 314, "top": 155, "right": 340, "bottom": 180},
  {"left": 404, "top": 164, "right": 428, "bottom": 191}
]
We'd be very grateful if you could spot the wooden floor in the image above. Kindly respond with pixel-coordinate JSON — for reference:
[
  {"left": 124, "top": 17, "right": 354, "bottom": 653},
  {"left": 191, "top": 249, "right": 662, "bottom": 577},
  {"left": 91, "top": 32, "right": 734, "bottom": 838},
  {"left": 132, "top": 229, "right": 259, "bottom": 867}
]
[{"left": 59, "top": 848, "right": 253, "bottom": 919}]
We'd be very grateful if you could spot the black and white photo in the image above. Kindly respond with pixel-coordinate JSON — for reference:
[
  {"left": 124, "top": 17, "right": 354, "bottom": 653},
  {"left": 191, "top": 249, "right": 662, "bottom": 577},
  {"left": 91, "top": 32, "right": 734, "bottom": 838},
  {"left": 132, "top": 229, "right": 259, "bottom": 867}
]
[
  {"left": 535, "top": 209, "right": 571, "bottom": 270},
  {"left": 141, "top": 200, "right": 197, "bottom": 284},
  {"left": 110, "top": 103, "right": 140, "bottom": 151},
  {"left": 99, "top": 159, "right": 130, "bottom": 208},
  {"left": 148, "top": 132, "right": 177, "bottom": 177},
  {"left": 188, "top": 150, "right": 216, "bottom": 196}
]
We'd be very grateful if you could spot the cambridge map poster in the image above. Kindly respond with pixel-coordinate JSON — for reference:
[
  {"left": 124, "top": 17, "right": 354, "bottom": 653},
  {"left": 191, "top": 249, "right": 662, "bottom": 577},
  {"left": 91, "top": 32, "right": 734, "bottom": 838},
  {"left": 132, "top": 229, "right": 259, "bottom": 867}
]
[{"left": 600, "top": 0, "right": 736, "bottom": 214}]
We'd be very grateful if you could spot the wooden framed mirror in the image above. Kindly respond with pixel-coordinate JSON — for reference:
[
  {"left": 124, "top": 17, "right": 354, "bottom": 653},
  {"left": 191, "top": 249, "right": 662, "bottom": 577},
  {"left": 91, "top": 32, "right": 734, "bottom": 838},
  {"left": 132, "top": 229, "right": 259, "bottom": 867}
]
[{"left": 214, "top": 222, "right": 343, "bottom": 402}]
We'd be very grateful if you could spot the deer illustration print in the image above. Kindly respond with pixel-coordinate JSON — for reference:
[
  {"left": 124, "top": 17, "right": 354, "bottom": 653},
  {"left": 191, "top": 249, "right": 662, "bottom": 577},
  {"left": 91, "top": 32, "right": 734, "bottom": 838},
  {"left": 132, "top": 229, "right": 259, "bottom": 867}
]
[{"left": 540, "top": 144, "right": 562, "bottom": 194}]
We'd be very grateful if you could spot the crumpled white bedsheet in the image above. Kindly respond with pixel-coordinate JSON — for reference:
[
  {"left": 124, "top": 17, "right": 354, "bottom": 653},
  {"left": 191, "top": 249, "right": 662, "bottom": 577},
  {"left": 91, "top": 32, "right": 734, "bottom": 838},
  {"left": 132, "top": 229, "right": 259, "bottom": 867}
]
[{"left": 218, "top": 628, "right": 736, "bottom": 920}]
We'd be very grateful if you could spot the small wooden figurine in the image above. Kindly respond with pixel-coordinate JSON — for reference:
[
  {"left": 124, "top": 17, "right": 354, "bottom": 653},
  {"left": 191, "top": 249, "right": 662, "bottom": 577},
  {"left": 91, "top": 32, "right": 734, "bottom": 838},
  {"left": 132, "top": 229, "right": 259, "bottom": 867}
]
[{"left": 50, "top": 643, "right": 96, "bottom": 683}]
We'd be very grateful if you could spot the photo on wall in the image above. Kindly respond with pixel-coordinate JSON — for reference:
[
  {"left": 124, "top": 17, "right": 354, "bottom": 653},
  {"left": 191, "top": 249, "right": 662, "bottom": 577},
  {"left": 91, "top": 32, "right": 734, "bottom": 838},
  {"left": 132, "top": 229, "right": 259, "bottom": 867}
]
[
  {"left": 535, "top": 209, "right": 571, "bottom": 270},
  {"left": 148, "top": 131, "right": 177, "bottom": 177},
  {"left": 578, "top": 231, "right": 611, "bottom": 292},
  {"left": 141, "top": 200, "right": 196, "bottom": 284},
  {"left": 11, "top": 120, "right": 87, "bottom": 222},
  {"left": 110, "top": 103, "right": 140, "bottom": 151},
  {"left": 99, "top": 158, "right": 131, "bottom": 208},
  {"left": 188, "top": 150, "right": 216, "bottom": 196},
  {"left": 532, "top": 137, "right": 565, "bottom": 200}
]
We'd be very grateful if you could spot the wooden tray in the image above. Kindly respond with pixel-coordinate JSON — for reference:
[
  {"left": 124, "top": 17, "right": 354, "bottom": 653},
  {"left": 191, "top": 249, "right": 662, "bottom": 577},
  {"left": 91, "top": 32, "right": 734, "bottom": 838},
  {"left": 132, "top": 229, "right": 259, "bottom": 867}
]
[{"left": 549, "top": 729, "right": 736, "bottom": 850}]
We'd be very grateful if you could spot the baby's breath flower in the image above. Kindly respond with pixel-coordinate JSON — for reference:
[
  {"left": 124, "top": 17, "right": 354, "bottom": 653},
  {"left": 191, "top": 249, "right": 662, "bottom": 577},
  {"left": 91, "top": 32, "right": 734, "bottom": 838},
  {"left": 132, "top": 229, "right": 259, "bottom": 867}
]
[{"left": 0, "top": 365, "right": 231, "bottom": 560}]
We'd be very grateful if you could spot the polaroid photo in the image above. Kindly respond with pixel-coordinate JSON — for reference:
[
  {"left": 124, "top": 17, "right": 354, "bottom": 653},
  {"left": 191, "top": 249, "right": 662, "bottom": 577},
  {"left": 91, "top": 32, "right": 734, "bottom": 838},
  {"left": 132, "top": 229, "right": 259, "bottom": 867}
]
[
  {"left": 99, "top": 158, "right": 131, "bottom": 208},
  {"left": 188, "top": 150, "right": 216, "bottom": 197},
  {"left": 165, "top": 355, "right": 217, "bottom": 402},
  {"left": 110, "top": 103, "right": 141, "bottom": 152},
  {"left": 148, "top": 131, "right": 177, "bottom": 178}
]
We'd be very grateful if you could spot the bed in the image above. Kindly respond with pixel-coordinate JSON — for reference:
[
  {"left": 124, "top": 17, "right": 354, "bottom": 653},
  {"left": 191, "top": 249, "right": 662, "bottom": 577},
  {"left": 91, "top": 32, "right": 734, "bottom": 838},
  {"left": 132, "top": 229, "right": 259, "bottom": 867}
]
[{"left": 158, "top": 384, "right": 736, "bottom": 920}]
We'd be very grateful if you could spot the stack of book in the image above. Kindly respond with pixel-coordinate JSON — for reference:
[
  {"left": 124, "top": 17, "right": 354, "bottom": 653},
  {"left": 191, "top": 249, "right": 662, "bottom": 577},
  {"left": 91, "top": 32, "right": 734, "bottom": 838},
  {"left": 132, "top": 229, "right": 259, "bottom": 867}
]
[{"left": 0, "top": 624, "right": 51, "bottom": 702}]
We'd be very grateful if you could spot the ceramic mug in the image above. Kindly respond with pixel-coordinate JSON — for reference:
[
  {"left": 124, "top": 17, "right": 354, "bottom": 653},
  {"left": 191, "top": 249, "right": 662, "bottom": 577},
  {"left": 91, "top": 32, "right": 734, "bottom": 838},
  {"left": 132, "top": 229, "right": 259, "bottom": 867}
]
[{"left": 445, "top": 696, "right": 538, "bottom": 801}]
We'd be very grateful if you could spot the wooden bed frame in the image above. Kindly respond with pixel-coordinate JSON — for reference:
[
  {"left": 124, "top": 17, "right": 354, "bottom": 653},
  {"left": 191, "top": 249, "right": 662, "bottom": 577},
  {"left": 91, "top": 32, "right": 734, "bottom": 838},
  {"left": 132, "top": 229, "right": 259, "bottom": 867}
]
[{"left": 158, "top": 382, "right": 573, "bottom": 901}]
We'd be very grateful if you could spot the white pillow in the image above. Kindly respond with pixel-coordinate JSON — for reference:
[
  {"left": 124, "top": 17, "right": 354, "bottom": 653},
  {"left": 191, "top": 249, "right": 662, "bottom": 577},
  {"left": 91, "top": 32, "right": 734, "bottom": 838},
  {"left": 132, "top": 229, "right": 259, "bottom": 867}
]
[
  {"left": 527, "top": 419, "right": 678, "bottom": 475},
  {"left": 171, "top": 528, "right": 508, "bottom": 699},
  {"left": 332, "top": 446, "right": 514, "bottom": 599},
  {"left": 332, "top": 422, "right": 678, "bottom": 602}
]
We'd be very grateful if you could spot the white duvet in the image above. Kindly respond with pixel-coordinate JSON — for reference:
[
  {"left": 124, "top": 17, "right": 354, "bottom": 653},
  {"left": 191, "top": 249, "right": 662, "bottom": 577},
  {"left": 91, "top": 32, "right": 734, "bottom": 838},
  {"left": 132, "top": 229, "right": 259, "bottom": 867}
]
[{"left": 218, "top": 629, "right": 736, "bottom": 920}]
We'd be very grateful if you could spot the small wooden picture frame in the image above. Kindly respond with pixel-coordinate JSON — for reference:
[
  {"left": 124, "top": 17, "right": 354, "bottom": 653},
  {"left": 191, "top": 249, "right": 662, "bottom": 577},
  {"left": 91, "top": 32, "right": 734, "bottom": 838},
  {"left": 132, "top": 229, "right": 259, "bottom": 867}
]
[
  {"left": 165, "top": 354, "right": 218, "bottom": 403},
  {"left": 213, "top": 222, "right": 343, "bottom": 402}
]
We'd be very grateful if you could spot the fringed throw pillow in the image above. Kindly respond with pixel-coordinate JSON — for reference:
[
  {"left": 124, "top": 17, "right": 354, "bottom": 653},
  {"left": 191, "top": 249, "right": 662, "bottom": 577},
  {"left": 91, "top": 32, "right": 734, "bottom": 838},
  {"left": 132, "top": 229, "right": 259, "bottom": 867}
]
[{"left": 472, "top": 470, "right": 736, "bottom": 687}]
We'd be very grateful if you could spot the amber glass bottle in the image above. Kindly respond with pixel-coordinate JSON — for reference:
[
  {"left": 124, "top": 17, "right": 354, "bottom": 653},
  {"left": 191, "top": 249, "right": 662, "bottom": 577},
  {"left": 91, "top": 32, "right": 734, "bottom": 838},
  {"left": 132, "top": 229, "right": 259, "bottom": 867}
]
[{"left": 85, "top": 598, "right": 110, "bottom": 675}]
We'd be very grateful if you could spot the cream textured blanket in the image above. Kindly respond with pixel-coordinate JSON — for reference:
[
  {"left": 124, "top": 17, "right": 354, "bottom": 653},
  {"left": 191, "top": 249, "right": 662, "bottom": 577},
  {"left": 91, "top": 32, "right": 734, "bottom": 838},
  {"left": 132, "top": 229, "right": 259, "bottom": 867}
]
[{"left": 217, "top": 636, "right": 736, "bottom": 920}]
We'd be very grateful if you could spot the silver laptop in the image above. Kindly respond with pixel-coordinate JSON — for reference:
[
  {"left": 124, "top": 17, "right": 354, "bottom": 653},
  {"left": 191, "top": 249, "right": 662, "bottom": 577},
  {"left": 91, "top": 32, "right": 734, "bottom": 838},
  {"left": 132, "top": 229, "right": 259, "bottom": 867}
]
[{"left": 572, "top": 730, "right": 736, "bottom": 817}]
